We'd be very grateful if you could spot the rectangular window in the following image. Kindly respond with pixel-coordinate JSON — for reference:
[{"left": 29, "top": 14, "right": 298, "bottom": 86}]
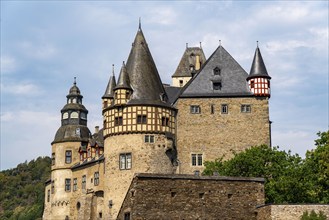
[
  {"left": 65, "top": 178, "right": 71, "bottom": 192},
  {"left": 94, "top": 172, "right": 99, "bottom": 186},
  {"left": 241, "top": 104, "right": 251, "bottom": 113},
  {"left": 114, "top": 116, "right": 123, "bottom": 126},
  {"left": 213, "top": 82, "right": 222, "bottom": 90},
  {"left": 65, "top": 150, "right": 72, "bottom": 164},
  {"left": 137, "top": 115, "right": 147, "bottom": 124},
  {"left": 51, "top": 181, "right": 55, "bottom": 194},
  {"left": 47, "top": 189, "right": 50, "bottom": 202},
  {"left": 82, "top": 175, "right": 86, "bottom": 190},
  {"left": 210, "top": 104, "right": 214, "bottom": 114},
  {"left": 124, "top": 212, "right": 130, "bottom": 220},
  {"left": 119, "top": 153, "right": 132, "bottom": 170},
  {"left": 179, "top": 80, "right": 183, "bottom": 87},
  {"left": 161, "top": 117, "right": 169, "bottom": 126},
  {"left": 144, "top": 135, "right": 155, "bottom": 143},
  {"left": 221, "top": 104, "right": 228, "bottom": 114},
  {"left": 73, "top": 178, "right": 77, "bottom": 191},
  {"left": 51, "top": 153, "right": 55, "bottom": 165},
  {"left": 192, "top": 154, "right": 203, "bottom": 166},
  {"left": 190, "top": 105, "right": 201, "bottom": 114},
  {"left": 250, "top": 80, "right": 255, "bottom": 88}
]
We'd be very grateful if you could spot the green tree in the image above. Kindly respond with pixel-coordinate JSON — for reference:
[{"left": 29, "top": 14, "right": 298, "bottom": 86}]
[
  {"left": 301, "top": 210, "right": 327, "bottom": 220},
  {"left": 303, "top": 131, "right": 329, "bottom": 203}
]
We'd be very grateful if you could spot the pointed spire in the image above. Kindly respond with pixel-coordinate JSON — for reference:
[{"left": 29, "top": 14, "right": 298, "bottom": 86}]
[
  {"left": 74, "top": 77, "right": 77, "bottom": 86},
  {"left": 125, "top": 26, "right": 169, "bottom": 106},
  {"left": 102, "top": 66, "right": 117, "bottom": 99},
  {"left": 247, "top": 45, "right": 271, "bottom": 80},
  {"left": 115, "top": 61, "right": 132, "bottom": 90},
  {"left": 139, "top": 17, "right": 141, "bottom": 30}
]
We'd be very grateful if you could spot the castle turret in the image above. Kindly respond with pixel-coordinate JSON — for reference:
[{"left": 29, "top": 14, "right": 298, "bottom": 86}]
[
  {"left": 48, "top": 78, "right": 91, "bottom": 219},
  {"left": 103, "top": 24, "right": 177, "bottom": 219},
  {"left": 247, "top": 44, "right": 271, "bottom": 97},
  {"left": 113, "top": 62, "right": 132, "bottom": 105},
  {"left": 172, "top": 43, "right": 206, "bottom": 87},
  {"left": 102, "top": 65, "right": 116, "bottom": 110}
]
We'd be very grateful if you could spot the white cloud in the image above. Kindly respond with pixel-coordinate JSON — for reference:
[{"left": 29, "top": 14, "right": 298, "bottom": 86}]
[
  {"left": 147, "top": 7, "right": 177, "bottom": 25},
  {"left": 1, "top": 81, "right": 43, "bottom": 96},
  {"left": 1, "top": 55, "right": 18, "bottom": 73}
]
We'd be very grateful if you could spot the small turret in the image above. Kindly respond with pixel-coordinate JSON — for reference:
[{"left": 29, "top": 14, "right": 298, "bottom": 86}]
[
  {"left": 102, "top": 65, "right": 117, "bottom": 109},
  {"left": 247, "top": 43, "right": 271, "bottom": 97},
  {"left": 113, "top": 61, "right": 133, "bottom": 105}
]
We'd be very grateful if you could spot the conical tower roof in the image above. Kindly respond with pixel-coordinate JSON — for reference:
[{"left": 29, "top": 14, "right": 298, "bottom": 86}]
[
  {"left": 115, "top": 62, "right": 132, "bottom": 90},
  {"left": 102, "top": 67, "right": 117, "bottom": 99},
  {"left": 125, "top": 26, "right": 170, "bottom": 107},
  {"left": 247, "top": 46, "right": 271, "bottom": 80}
]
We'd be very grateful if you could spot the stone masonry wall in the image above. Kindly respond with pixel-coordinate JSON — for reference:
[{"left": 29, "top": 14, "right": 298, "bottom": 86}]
[
  {"left": 104, "top": 134, "right": 176, "bottom": 219},
  {"left": 176, "top": 97, "right": 270, "bottom": 174},
  {"left": 257, "top": 204, "right": 329, "bottom": 220},
  {"left": 118, "top": 174, "right": 265, "bottom": 220}
]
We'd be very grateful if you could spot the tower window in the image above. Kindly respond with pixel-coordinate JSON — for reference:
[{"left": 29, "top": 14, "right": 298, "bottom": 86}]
[
  {"left": 65, "top": 150, "right": 72, "bottom": 164},
  {"left": 145, "top": 135, "right": 155, "bottom": 143},
  {"left": 65, "top": 178, "right": 71, "bottom": 192},
  {"left": 115, "top": 116, "right": 123, "bottom": 126},
  {"left": 51, "top": 181, "right": 55, "bottom": 194},
  {"left": 241, "top": 105, "right": 251, "bottom": 113},
  {"left": 73, "top": 178, "right": 77, "bottom": 191},
  {"left": 47, "top": 189, "right": 50, "bottom": 202},
  {"left": 82, "top": 175, "right": 86, "bottom": 189},
  {"left": 137, "top": 115, "right": 147, "bottom": 124},
  {"left": 213, "top": 82, "right": 222, "bottom": 90},
  {"left": 63, "top": 112, "right": 69, "bottom": 119},
  {"left": 119, "top": 153, "right": 132, "bottom": 170},
  {"left": 124, "top": 212, "right": 131, "bottom": 220},
  {"left": 51, "top": 153, "right": 55, "bottom": 165},
  {"left": 71, "top": 112, "right": 78, "bottom": 118},
  {"left": 213, "top": 67, "right": 221, "bottom": 75},
  {"left": 161, "top": 117, "right": 169, "bottom": 126},
  {"left": 126, "top": 91, "right": 131, "bottom": 99},
  {"left": 189, "top": 65, "right": 195, "bottom": 71},
  {"left": 192, "top": 154, "right": 203, "bottom": 166},
  {"left": 221, "top": 104, "right": 228, "bottom": 114},
  {"left": 210, "top": 104, "right": 215, "bottom": 114},
  {"left": 179, "top": 80, "right": 183, "bottom": 87},
  {"left": 94, "top": 172, "right": 99, "bottom": 186},
  {"left": 190, "top": 105, "right": 201, "bottom": 114},
  {"left": 80, "top": 112, "right": 87, "bottom": 120},
  {"left": 250, "top": 80, "right": 255, "bottom": 88}
]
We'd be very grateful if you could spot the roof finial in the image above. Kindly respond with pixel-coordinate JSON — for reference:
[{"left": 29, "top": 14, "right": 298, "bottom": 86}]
[
  {"left": 186, "top": 43, "right": 188, "bottom": 48},
  {"left": 200, "top": 42, "right": 202, "bottom": 48},
  {"left": 112, "top": 64, "right": 115, "bottom": 76},
  {"left": 74, "top": 77, "right": 76, "bottom": 86},
  {"left": 139, "top": 17, "right": 141, "bottom": 30},
  {"left": 257, "top": 40, "right": 259, "bottom": 48},
  {"left": 219, "top": 40, "right": 221, "bottom": 46}
]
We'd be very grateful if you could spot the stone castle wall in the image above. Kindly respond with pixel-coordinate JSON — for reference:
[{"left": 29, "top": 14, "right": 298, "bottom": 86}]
[
  {"left": 118, "top": 174, "right": 265, "bottom": 219},
  {"left": 257, "top": 204, "right": 329, "bottom": 220},
  {"left": 175, "top": 97, "right": 270, "bottom": 174},
  {"left": 104, "top": 133, "right": 176, "bottom": 219}
]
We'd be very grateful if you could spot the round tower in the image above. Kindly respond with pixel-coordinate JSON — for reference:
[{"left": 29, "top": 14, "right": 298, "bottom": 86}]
[
  {"left": 102, "top": 25, "right": 177, "bottom": 219},
  {"left": 247, "top": 44, "right": 271, "bottom": 97},
  {"left": 49, "top": 78, "right": 91, "bottom": 219}
]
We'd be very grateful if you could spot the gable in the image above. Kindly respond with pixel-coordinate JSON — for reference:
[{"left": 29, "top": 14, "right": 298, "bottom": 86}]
[{"left": 180, "top": 46, "right": 253, "bottom": 98}]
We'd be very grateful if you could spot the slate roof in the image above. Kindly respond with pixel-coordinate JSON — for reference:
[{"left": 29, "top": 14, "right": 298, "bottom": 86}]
[
  {"left": 179, "top": 45, "right": 253, "bottom": 98},
  {"left": 52, "top": 125, "right": 91, "bottom": 144},
  {"left": 125, "top": 27, "right": 172, "bottom": 108},
  {"left": 102, "top": 71, "right": 116, "bottom": 99},
  {"left": 164, "top": 85, "right": 182, "bottom": 105},
  {"left": 172, "top": 46, "right": 206, "bottom": 77},
  {"left": 247, "top": 46, "right": 271, "bottom": 80},
  {"left": 115, "top": 62, "right": 132, "bottom": 90},
  {"left": 71, "top": 154, "right": 104, "bottom": 170},
  {"left": 90, "top": 128, "right": 104, "bottom": 148}
]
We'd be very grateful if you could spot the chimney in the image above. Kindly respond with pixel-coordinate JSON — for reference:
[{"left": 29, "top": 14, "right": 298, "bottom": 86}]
[{"left": 95, "top": 126, "right": 99, "bottom": 133}]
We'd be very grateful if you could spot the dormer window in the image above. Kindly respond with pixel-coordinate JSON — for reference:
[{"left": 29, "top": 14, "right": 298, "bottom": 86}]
[
  {"left": 190, "top": 65, "right": 195, "bottom": 71},
  {"left": 63, "top": 112, "right": 69, "bottom": 119},
  {"left": 213, "top": 82, "right": 222, "bottom": 90},
  {"left": 71, "top": 111, "right": 78, "bottom": 118},
  {"left": 213, "top": 67, "right": 221, "bottom": 75},
  {"left": 72, "top": 98, "right": 77, "bottom": 103}
]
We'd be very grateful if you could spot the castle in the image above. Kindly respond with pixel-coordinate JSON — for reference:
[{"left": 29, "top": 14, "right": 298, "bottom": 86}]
[{"left": 43, "top": 24, "right": 272, "bottom": 219}]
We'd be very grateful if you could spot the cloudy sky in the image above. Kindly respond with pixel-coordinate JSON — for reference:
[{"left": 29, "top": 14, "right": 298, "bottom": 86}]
[{"left": 1, "top": 1, "right": 328, "bottom": 170}]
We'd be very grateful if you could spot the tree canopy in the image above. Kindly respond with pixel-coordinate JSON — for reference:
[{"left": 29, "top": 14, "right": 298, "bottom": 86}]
[
  {"left": 0, "top": 156, "right": 51, "bottom": 220},
  {"left": 203, "top": 131, "right": 329, "bottom": 204}
]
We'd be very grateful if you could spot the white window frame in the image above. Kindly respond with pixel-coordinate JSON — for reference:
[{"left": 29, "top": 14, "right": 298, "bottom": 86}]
[
  {"left": 191, "top": 153, "right": 203, "bottom": 166},
  {"left": 221, "top": 104, "right": 228, "bottom": 114},
  {"left": 119, "top": 153, "right": 132, "bottom": 170},
  {"left": 190, "top": 105, "right": 201, "bottom": 114},
  {"left": 241, "top": 104, "right": 251, "bottom": 113}
]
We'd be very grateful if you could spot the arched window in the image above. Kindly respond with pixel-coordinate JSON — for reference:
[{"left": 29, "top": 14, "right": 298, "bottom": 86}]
[
  {"left": 71, "top": 112, "right": 78, "bottom": 118},
  {"left": 63, "top": 112, "right": 69, "bottom": 119},
  {"left": 213, "top": 67, "right": 221, "bottom": 75}
]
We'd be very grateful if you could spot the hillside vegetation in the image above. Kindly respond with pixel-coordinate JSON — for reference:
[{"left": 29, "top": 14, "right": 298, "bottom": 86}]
[{"left": 0, "top": 156, "right": 51, "bottom": 220}]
